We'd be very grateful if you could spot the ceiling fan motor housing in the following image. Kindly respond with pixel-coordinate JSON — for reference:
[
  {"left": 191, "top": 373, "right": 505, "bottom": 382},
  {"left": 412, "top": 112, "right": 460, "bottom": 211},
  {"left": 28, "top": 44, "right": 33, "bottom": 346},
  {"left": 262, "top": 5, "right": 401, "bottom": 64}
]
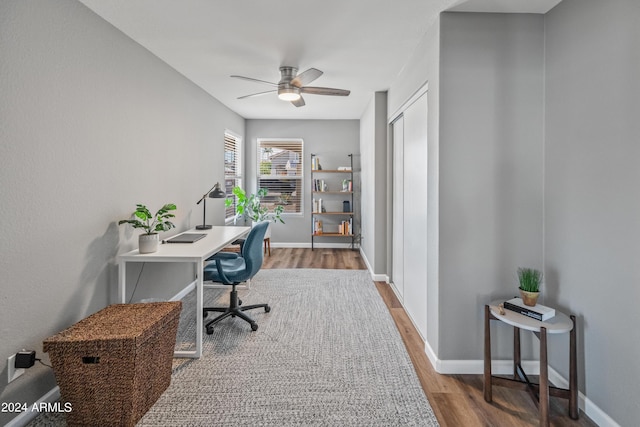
[{"left": 278, "top": 67, "right": 301, "bottom": 100}]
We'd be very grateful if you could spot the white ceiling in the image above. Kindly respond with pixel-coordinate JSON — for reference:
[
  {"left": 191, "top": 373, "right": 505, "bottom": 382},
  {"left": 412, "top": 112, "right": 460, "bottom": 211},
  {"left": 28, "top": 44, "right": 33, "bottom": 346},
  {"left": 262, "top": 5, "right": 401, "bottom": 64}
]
[{"left": 78, "top": 0, "right": 562, "bottom": 120}]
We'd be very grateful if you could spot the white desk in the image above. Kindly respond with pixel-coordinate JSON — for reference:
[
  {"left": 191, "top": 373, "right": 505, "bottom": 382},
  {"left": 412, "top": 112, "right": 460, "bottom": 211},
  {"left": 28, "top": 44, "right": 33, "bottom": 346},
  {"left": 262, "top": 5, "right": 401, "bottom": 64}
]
[{"left": 117, "top": 226, "right": 250, "bottom": 358}]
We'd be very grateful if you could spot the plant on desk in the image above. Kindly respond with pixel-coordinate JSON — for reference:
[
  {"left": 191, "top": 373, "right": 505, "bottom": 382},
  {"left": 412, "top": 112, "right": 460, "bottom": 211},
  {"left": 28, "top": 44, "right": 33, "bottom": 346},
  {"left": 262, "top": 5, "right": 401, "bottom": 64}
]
[
  {"left": 118, "top": 203, "right": 176, "bottom": 253},
  {"left": 517, "top": 267, "right": 542, "bottom": 306}
]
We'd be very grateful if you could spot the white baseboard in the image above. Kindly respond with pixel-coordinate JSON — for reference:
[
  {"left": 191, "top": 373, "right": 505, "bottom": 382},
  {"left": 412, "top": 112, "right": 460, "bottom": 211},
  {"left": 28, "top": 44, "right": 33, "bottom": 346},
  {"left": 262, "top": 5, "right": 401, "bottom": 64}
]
[
  {"left": 170, "top": 281, "right": 196, "bottom": 301},
  {"left": 358, "top": 248, "right": 389, "bottom": 282},
  {"left": 271, "top": 242, "right": 354, "bottom": 249},
  {"left": 5, "top": 386, "right": 60, "bottom": 427}
]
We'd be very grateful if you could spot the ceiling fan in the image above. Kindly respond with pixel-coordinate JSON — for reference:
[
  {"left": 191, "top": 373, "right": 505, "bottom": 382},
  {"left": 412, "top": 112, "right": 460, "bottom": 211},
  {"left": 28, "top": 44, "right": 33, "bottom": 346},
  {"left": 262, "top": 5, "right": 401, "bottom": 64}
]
[{"left": 231, "top": 66, "right": 350, "bottom": 107}]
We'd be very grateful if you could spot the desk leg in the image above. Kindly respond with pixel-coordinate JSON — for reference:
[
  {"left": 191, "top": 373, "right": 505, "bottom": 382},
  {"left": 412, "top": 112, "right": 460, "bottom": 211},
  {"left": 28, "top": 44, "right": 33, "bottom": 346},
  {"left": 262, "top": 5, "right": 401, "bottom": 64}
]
[
  {"left": 569, "top": 315, "right": 579, "bottom": 419},
  {"left": 195, "top": 259, "right": 203, "bottom": 358},
  {"left": 484, "top": 305, "right": 492, "bottom": 402},
  {"left": 539, "top": 326, "right": 549, "bottom": 427},
  {"left": 118, "top": 260, "right": 126, "bottom": 304}
]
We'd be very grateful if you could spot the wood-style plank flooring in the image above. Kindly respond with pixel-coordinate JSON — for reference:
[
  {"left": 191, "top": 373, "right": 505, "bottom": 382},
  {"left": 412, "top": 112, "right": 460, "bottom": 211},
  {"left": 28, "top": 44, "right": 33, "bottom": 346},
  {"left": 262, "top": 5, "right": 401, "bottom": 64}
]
[{"left": 261, "top": 248, "right": 597, "bottom": 427}]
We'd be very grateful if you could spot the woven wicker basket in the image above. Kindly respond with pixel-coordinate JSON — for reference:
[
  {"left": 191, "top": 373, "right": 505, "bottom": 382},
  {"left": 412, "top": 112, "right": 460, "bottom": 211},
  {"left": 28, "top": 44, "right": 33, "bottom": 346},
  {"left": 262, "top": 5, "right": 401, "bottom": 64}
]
[{"left": 43, "top": 302, "right": 182, "bottom": 427}]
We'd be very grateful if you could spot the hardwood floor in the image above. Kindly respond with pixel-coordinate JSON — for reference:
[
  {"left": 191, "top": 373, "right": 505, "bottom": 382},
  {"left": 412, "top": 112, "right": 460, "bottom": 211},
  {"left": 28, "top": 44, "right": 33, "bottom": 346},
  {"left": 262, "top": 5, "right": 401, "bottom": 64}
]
[{"left": 261, "top": 248, "right": 597, "bottom": 427}]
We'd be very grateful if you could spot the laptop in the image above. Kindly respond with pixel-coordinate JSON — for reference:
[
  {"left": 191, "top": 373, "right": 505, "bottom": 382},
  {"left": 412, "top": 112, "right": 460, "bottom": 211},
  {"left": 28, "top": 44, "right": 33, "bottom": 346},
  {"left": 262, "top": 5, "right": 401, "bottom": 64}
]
[{"left": 165, "top": 233, "right": 207, "bottom": 244}]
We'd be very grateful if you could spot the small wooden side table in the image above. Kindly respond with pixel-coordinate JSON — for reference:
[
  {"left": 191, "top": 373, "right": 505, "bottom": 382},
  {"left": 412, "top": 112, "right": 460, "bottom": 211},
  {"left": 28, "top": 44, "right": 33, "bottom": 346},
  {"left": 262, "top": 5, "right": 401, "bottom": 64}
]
[{"left": 484, "top": 301, "right": 578, "bottom": 427}]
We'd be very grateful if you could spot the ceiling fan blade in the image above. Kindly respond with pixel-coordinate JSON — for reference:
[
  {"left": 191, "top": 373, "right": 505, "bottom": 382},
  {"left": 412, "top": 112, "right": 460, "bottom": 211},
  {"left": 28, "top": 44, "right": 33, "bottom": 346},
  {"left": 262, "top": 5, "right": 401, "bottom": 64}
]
[
  {"left": 237, "top": 90, "right": 277, "bottom": 99},
  {"left": 300, "top": 86, "right": 350, "bottom": 96},
  {"left": 291, "top": 96, "right": 306, "bottom": 107},
  {"left": 231, "top": 75, "right": 278, "bottom": 87},
  {"left": 291, "top": 68, "right": 323, "bottom": 87}
]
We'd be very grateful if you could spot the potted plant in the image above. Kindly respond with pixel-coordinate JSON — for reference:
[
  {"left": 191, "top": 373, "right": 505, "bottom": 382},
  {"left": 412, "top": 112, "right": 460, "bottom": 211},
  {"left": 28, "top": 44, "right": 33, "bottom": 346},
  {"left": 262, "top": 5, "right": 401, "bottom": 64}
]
[
  {"left": 226, "top": 187, "right": 284, "bottom": 239},
  {"left": 517, "top": 267, "right": 542, "bottom": 306},
  {"left": 118, "top": 203, "right": 177, "bottom": 253}
]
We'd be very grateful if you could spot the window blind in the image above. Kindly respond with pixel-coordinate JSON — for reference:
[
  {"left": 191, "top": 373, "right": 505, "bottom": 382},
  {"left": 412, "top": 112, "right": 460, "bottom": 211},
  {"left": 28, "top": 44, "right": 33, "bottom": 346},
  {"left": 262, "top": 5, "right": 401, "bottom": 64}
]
[
  {"left": 224, "top": 132, "right": 242, "bottom": 219},
  {"left": 257, "top": 139, "right": 303, "bottom": 214}
]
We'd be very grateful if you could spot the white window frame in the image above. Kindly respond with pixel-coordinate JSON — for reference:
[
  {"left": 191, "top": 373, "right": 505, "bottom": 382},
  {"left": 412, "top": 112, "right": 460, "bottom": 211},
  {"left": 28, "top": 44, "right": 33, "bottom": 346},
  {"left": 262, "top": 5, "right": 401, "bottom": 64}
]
[
  {"left": 224, "top": 130, "right": 243, "bottom": 222},
  {"left": 256, "top": 138, "right": 304, "bottom": 217}
]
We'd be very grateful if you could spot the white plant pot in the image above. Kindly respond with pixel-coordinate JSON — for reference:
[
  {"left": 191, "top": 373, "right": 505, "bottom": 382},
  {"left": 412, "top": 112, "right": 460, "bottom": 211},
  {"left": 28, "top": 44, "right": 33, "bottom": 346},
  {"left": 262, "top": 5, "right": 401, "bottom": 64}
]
[
  {"left": 139, "top": 233, "right": 159, "bottom": 254},
  {"left": 252, "top": 221, "right": 271, "bottom": 239}
]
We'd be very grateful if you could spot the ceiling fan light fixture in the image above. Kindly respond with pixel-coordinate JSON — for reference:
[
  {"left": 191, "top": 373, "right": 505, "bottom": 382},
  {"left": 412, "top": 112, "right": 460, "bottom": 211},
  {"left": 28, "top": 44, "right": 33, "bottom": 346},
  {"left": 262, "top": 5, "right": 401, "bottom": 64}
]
[{"left": 278, "top": 87, "right": 301, "bottom": 101}]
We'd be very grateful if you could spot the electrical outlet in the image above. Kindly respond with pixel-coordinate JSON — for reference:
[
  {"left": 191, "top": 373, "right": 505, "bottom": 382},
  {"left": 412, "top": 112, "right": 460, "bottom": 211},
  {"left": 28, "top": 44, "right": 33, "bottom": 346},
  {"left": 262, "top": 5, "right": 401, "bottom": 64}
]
[{"left": 7, "top": 354, "right": 25, "bottom": 383}]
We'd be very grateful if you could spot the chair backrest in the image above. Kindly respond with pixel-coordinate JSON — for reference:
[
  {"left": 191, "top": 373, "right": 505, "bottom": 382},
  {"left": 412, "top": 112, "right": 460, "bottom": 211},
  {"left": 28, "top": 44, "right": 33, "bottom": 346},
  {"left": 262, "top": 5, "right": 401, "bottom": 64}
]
[{"left": 241, "top": 221, "right": 269, "bottom": 279}]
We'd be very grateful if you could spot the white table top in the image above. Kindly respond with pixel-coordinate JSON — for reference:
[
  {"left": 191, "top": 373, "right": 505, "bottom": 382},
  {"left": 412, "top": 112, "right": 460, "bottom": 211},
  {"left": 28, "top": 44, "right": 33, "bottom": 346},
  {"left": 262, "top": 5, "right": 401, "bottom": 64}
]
[
  {"left": 118, "top": 226, "right": 250, "bottom": 262},
  {"left": 489, "top": 299, "right": 573, "bottom": 334}
]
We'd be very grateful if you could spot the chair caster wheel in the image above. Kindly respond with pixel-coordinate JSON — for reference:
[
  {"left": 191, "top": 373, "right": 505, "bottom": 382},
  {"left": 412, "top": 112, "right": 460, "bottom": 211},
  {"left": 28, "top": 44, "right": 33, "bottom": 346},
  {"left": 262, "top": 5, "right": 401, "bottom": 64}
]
[
  {"left": 206, "top": 326, "right": 214, "bottom": 335},
  {"left": 250, "top": 323, "right": 258, "bottom": 331},
  {"left": 238, "top": 299, "right": 243, "bottom": 306},
  {"left": 265, "top": 305, "right": 271, "bottom": 313}
]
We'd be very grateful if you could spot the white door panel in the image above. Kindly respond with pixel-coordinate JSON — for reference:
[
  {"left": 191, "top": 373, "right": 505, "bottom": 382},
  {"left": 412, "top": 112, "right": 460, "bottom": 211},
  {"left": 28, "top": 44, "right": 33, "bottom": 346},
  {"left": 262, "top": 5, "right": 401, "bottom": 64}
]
[
  {"left": 392, "top": 116, "right": 404, "bottom": 300},
  {"left": 401, "top": 92, "right": 428, "bottom": 339}
]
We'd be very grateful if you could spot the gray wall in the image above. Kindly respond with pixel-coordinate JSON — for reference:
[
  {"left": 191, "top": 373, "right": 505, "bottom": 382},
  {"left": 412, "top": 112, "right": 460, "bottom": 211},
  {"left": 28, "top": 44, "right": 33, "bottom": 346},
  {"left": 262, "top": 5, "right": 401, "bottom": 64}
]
[
  {"left": 545, "top": 0, "right": 640, "bottom": 425},
  {"left": 0, "top": 1, "right": 244, "bottom": 423},
  {"left": 439, "top": 12, "right": 545, "bottom": 360},
  {"left": 387, "top": 19, "right": 442, "bottom": 354},
  {"left": 359, "top": 92, "right": 388, "bottom": 275},
  {"left": 245, "top": 119, "right": 360, "bottom": 246}
]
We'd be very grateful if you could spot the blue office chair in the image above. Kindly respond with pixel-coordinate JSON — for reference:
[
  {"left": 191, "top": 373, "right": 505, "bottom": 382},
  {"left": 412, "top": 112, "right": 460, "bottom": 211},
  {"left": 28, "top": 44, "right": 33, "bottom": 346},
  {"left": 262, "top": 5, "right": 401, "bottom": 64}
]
[{"left": 202, "top": 221, "right": 271, "bottom": 334}]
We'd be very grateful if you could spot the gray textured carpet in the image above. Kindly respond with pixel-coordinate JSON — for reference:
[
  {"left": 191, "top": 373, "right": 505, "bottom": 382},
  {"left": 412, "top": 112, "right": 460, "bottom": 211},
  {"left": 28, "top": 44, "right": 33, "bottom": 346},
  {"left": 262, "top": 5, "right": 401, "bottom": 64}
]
[{"left": 29, "top": 269, "right": 438, "bottom": 426}]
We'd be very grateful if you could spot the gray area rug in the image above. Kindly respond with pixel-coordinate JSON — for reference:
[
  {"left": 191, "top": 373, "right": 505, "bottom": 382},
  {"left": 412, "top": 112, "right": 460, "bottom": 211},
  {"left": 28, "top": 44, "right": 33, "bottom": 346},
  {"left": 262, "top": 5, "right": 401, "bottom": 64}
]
[{"left": 29, "top": 269, "right": 438, "bottom": 426}]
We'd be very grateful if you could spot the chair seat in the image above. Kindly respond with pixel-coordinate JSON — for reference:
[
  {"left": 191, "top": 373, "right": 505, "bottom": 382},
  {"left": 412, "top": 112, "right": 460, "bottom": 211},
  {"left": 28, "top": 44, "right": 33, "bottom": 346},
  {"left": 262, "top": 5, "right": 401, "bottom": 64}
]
[{"left": 203, "top": 257, "right": 247, "bottom": 283}]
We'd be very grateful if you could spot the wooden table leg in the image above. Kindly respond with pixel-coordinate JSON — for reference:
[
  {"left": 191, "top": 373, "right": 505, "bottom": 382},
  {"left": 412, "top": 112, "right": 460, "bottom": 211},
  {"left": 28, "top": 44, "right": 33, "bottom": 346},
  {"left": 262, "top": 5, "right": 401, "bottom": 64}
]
[
  {"left": 569, "top": 315, "right": 579, "bottom": 419},
  {"left": 539, "top": 326, "right": 549, "bottom": 427},
  {"left": 484, "top": 305, "right": 492, "bottom": 402}
]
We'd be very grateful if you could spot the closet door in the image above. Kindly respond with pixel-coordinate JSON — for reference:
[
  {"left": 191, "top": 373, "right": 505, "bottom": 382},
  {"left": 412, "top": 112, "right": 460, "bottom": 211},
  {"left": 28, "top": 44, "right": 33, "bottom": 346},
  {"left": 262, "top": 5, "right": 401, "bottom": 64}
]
[
  {"left": 391, "top": 115, "right": 405, "bottom": 300},
  {"left": 402, "top": 92, "right": 428, "bottom": 339}
]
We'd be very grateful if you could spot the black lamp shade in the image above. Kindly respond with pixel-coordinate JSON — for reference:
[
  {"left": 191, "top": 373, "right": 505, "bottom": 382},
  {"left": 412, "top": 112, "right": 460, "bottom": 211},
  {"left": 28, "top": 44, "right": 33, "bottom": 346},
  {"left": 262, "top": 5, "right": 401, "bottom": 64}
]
[{"left": 209, "top": 183, "right": 226, "bottom": 198}]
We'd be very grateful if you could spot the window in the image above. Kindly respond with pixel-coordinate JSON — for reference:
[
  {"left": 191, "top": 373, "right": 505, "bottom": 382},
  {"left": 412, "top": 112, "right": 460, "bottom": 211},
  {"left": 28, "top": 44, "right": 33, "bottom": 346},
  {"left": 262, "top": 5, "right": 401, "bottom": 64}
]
[
  {"left": 224, "top": 131, "right": 242, "bottom": 220},
  {"left": 257, "top": 138, "right": 303, "bottom": 215}
]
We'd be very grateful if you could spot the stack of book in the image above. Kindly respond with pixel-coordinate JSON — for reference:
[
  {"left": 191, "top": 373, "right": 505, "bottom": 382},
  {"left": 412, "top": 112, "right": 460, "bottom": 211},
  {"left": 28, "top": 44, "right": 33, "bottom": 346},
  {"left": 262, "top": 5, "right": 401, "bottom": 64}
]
[
  {"left": 313, "top": 179, "right": 327, "bottom": 191},
  {"left": 503, "top": 298, "right": 555, "bottom": 321},
  {"left": 312, "top": 198, "right": 323, "bottom": 213},
  {"left": 338, "top": 219, "right": 353, "bottom": 235},
  {"left": 311, "top": 157, "right": 321, "bottom": 170}
]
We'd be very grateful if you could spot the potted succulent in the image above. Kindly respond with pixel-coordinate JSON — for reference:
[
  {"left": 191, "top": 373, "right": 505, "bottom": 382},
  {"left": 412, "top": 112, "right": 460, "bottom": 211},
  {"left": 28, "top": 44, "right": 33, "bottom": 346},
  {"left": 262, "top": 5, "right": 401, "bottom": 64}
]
[
  {"left": 118, "top": 203, "right": 177, "bottom": 253},
  {"left": 226, "top": 187, "right": 284, "bottom": 239},
  {"left": 517, "top": 267, "right": 542, "bottom": 306}
]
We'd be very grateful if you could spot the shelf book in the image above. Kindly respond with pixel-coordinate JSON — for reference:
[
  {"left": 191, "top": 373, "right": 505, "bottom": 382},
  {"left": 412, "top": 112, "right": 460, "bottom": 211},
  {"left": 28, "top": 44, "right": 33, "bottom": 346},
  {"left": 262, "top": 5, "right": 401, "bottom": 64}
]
[{"left": 503, "top": 298, "right": 555, "bottom": 321}]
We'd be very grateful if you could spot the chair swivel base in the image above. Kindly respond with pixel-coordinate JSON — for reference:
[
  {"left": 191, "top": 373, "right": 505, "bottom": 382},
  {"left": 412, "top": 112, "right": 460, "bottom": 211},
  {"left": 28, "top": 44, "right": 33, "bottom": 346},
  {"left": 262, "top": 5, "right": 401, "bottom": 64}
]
[{"left": 203, "top": 286, "right": 270, "bottom": 334}]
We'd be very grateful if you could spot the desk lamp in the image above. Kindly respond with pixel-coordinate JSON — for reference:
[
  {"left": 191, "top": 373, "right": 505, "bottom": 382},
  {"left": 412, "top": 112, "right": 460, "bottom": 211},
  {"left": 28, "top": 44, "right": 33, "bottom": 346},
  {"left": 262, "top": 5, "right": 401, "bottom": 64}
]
[{"left": 195, "top": 183, "right": 226, "bottom": 230}]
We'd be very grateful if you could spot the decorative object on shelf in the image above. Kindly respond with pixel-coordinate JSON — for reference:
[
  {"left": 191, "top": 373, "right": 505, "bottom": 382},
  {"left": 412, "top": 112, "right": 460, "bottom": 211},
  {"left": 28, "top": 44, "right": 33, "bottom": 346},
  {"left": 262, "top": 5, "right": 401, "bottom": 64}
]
[
  {"left": 118, "top": 203, "right": 177, "bottom": 253},
  {"left": 343, "top": 201, "right": 351, "bottom": 212},
  {"left": 517, "top": 267, "right": 542, "bottom": 306},
  {"left": 226, "top": 186, "right": 285, "bottom": 224},
  {"left": 195, "top": 183, "right": 226, "bottom": 230}
]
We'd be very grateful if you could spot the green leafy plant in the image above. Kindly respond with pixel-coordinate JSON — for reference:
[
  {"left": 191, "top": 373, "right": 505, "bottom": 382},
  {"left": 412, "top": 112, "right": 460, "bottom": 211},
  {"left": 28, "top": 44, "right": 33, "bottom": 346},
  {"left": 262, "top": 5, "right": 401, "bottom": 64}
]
[
  {"left": 118, "top": 203, "right": 177, "bottom": 234},
  {"left": 517, "top": 267, "right": 542, "bottom": 292},
  {"left": 259, "top": 161, "right": 273, "bottom": 175},
  {"left": 225, "top": 187, "right": 284, "bottom": 224}
]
